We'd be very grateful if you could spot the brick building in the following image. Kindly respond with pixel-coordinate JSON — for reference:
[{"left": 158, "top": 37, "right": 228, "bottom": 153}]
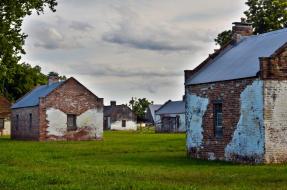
[
  {"left": 155, "top": 100, "right": 185, "bottom": 133},
  {"left": 0, "top": 96, "right": 11, "bottom": 136},
  {"left": 104, "top": 101, "right": 137, "bottom": 131},
  {"left": 185, "top": 21, "right": 287, "bottom": 164},
  {"left": 11, "top": 77, "right": 104, "bottom": 141}
]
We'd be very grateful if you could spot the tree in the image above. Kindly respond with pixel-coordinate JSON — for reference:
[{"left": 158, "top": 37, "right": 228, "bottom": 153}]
[
  {"left": 1, "top": 62, "right": 48, "bottom": 101},
  {"left": 128, "top": 97, "right": 153, "bottom": 121},
  {"left": 245, "top": 0, "right": 287, "bottom": 34},
  {"left": 214, "top": 30, "right": 232, "bottom": 47},
  {"left": 0, "top": 0, "right": 57, "bottom": 66},
  {"left": 215, "top": 0, "right": 287, "bottom": 47},
  {"left": 48, "top": 71, "right": 67, "bottom": 81},
  {"left": 0, "top": 0, "right": 57, "bottom": 100}
]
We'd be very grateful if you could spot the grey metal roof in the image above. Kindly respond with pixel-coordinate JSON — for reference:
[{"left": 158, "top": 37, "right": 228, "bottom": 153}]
[
  {"left": 187, "top": 28, "right": 287, "bottom": 85},
  {"left": 12, "top": 82, "right": 63, "bottom": 109},
  {"left": 148, "top": 104, "right": 162, "bottom": 121},
  {"left": 156, "top": 101, "right": 185, "bottom": 115}
]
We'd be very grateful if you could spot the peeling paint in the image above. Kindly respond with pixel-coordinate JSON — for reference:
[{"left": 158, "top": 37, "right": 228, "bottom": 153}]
[
  {"left": 46, "top": 108, "right": 103, "bottom": 139},
  {"left": 46, "top": 108, "right": 67, "bottom": 136},
  {"left": 186, "top": 94, "right": 209, "bottom": 149},
  {"left": 225, "top": 80, "right": 264, "bottom": 162},
  {"left": 77, "top": 109, "right": 103, "bottom": 138}
]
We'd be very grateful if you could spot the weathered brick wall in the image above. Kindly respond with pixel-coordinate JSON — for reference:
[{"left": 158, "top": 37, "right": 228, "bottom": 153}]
[
  {"left": 39, "top": 78, "right": 104, "bottom": 141},
  {"left": 260, "top": 56, "right": 287, "bottom": 80},
  {"left": 263, "top": 46, "right": 287, "bottom": 163},
  {"left": 264, "top": 80, "right": 287, "bottom": 163},
  {"left": 185, "top": 78, "right": 258, "bottom": 161},
  {"left": 11, "top": 107, "right": 39, "bottom": 140}
]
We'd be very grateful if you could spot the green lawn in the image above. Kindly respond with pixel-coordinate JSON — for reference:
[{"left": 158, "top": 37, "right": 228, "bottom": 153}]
[{"left": 0, "top": 131, "right": 287, "bottom": 190}]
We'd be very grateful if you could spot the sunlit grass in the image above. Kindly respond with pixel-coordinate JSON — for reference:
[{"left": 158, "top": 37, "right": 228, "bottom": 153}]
[{"left": 0, "top": 131, "right": 286, "bottom": 189}]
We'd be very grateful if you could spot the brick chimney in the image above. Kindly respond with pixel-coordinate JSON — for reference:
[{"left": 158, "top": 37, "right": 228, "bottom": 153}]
[
  {"left": 232, "top": 18, "right": 253, "bottom": 42},
  {"left": 48, "top": 75, "right": 59, "bottom": 85},
  {"left": 110, "top": 101, "right": 116, "bottom": 106}
]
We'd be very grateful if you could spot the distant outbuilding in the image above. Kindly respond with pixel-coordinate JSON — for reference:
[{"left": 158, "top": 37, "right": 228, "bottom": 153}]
[
  {"left": 0, "top": 96, "right": 11, "bottom": 136},
  {"left": 104, "top": 101, "right": 137, "bottom": 131},
  {"left": 155, "top": 100, "right": 185, "bottom": 133}
]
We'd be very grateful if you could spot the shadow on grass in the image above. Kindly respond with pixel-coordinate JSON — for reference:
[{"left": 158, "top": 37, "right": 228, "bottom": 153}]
[{"left": 0, "top": 136, "right": 11, "bottom": 141}]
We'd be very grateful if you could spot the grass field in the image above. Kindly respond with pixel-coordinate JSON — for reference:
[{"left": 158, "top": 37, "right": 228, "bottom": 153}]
[{"left": 0, "top": 130, "right": 287, "bottom": 190}]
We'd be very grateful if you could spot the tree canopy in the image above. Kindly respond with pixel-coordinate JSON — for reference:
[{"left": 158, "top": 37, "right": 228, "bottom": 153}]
[
  {"left": 215, "top": 0, "right": 287, "bottom": 47},
  {"left": 128, "top": 97, "right": 154, "bottom": 122},
  {"left": 0, "top": 0, "right": 57, "bottom": 101}
]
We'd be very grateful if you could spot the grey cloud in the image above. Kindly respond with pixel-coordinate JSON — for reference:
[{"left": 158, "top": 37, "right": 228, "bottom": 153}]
[
  {"left": 66, "top": 61, "right": 182, "bottom": 78},
  {"left": 32, "top": 24, "right": 83, "bottom": 50},
  {"left": 129, "top": 79, "right": 177, "bottom": 94},
  {"left": 69, "top": 21, "right": 94, "bottom": 31},
  {"left": 101, "top": 6, "right": 206, "bottom": 52},
  {"left": 102, "top": 32, "right": 197, "bottom": 51}
]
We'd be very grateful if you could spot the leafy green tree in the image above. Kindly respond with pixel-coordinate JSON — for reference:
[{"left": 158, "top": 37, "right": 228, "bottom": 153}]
[
  {"left": 0, "top": 0, "right": 57, "bottom": 66},
  {"left": 0, "top": 0, "right": 57, "bottom": 100},
  {"left": 215, "top": 0, "right": 287, "bottom": 47},
  {"left": 1, "top": 62, "right": 48, "bottom": 101},
  {"left": 214, "top": 30, "right": 232, "bottom": 46},
  {"left": 129, "top": 97, "right": 153, "bottom": 121},
  {"left": 48, "top": 71, "right": 67, "bottom": 81},
  {"left": 245, "top": 0, "right": 287, "bottom": 34}
]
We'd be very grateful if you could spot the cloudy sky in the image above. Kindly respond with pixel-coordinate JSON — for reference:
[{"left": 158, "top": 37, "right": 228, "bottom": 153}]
[{"left": 22, "top": 0, "right": 246, "bottom": 105}]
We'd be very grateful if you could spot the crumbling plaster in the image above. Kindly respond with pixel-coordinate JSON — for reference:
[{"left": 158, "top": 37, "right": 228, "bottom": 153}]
[
  {"left": 225, "top": 80, "right": 264, "bottom": 163},
  {"left": 186, "top": 94, "right": 209, "bottom": 150},
  {"left": 46, "top": 108, "right": 103, "bottom": 139}
]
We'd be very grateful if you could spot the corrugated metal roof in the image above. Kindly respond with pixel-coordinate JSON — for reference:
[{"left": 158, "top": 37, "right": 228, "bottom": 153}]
[
  {"left": 156, "top": 101, "right": 185, "bottom": 115},
  {"left": 12, "top": 82, "right": 63, "bottom": 109},
  {"left": 148, "top": 104, "right": 162, "bottom": 121},
  {"left": 187, "top": 28, "right": 287, "bottom": 85}
]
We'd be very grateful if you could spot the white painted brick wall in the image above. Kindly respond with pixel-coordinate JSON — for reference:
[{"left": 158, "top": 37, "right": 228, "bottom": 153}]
[{"left": 264, "top": 80, "right": 287, "bottom": 163}]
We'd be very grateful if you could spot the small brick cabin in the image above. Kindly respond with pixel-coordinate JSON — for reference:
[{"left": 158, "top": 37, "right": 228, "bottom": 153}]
[
  {"left": 11, "top": 77, "right": 104, "bottom": 141},
  {"left": 104, "top": 101, "right": 137, "bottom": 131},
  {"left": 0, "top": 96, "right": 11, "bottom": 135},
  {"left": 185, "top": 21, "right": 287, "bottom": 164}
]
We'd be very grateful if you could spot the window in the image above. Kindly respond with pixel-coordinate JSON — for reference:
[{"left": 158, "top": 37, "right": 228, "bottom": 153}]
[
  {"left": 122, "top": 120, "right": 126, "bottom": 128},
  {"left": 67, "top": 114, "right": 77, "bottom": 131},
  {"left": 16, "top": 114, "right": 19, "bottom": 130},
  {"left": 0, "top": 118, "right": 4, "bottom": 130},
  {"left": 29, "top": 113, "right": 32, "bottom": 129},
  {"left": 214, "top": 102, "right": 223, "bottom": 138}
]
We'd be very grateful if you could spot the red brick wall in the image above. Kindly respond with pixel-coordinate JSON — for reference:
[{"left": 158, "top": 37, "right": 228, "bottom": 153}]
[
  {"left": 186, "top": 78, "right": 256, "bottom": 160},
  {"left": 39, "top": 78, "right": 103, "bottom": 141},
  {"left": 260, "top": 57, "right": 287, "bottom": 80}
]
